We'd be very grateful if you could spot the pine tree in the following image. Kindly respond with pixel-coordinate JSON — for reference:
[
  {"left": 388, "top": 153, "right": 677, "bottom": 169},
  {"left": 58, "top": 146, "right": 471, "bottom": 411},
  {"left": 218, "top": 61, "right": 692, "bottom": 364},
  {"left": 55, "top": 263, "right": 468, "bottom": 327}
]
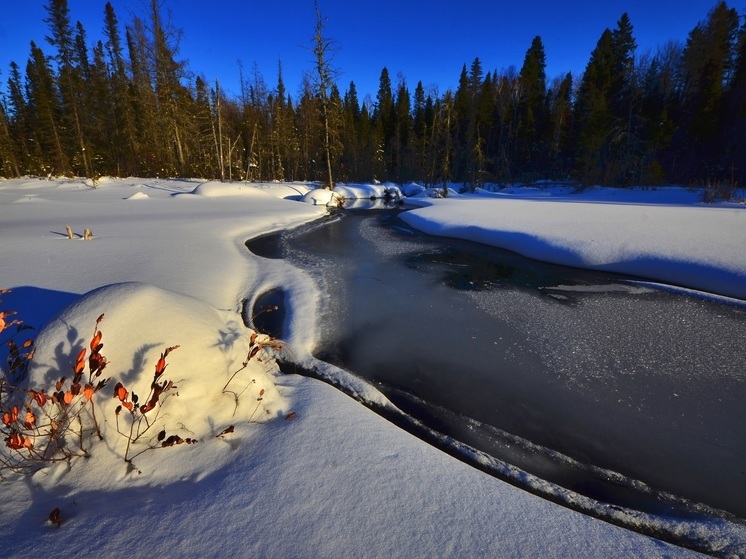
[
  {"left": 44, "top": 0, "right": 91, "bottom": 176},
  {"left": 517, "top": 36, "right": 548, "bottom": 179},
  {"left": 25, "top": 41, "right": 68, "bottom": 175},
  {"left": 6, "top": 62, "right": 31, "bottom": 174},
  {"left": 681, "top": 1, "right": 740, "bottom": 180},
  {"left": 0, "top": 93, "right": 20, "bottom": 177},
  {"left": 638, "top": 41, "right": 681, "bottom": 184},
  {"left": 87, "top": 40, "right": 115, "bottom": 174},
  {"left": 149, "top": 0, "right": 192, "bottom": 175},
  {"left": 723, "top": 12, "right": 746, "bottom": 181},
  {"left": 340, "top": 81, "right": 361, "bottom": 180},
  {"left": 452, "top": 64, "right": 470, "bottom": 181},
  {"left": 412, "top": 81, "right": 429, "bottom": 181},
  {"left": 608, "top": 13, "right": 641, "bottom": 184},
  {"left": 126, "top": 17, "right": 160, "bottom": 175},
  {"left": 103, "top": 1, "right": 137, "bottom": 175},
  {"left": 574, "top": 28, "right": 615, "bottom": 184},
  {"left": 547, "top": 72, "right": 573, "bottom": 177},
  {"left": 373, "top": 67, "right": 394, "bottom": 180},
  {"left": 393, "top": 76, "right": 411, "bottom": 181}
]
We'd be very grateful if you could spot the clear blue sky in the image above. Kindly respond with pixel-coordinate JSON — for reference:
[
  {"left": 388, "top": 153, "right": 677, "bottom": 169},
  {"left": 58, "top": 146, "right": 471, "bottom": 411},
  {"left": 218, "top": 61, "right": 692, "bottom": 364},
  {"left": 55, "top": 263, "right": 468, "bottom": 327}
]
[{"left": 1, "top": 0, "right": 740, "bottom": 103}]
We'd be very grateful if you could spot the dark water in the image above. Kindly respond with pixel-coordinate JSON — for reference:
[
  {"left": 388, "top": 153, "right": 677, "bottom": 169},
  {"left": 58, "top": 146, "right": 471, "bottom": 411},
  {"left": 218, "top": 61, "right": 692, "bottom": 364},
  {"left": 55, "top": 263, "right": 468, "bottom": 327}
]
[{"left": 249, "top": 210, "right": 746, "bottom": 521}]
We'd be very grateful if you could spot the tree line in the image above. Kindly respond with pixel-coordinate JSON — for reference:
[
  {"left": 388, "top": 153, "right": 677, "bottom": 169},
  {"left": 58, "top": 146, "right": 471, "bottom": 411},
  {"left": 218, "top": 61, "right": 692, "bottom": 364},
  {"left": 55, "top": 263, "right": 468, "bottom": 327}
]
[{"left": 1, "top": 0, "right": 744, "bottom": 189}]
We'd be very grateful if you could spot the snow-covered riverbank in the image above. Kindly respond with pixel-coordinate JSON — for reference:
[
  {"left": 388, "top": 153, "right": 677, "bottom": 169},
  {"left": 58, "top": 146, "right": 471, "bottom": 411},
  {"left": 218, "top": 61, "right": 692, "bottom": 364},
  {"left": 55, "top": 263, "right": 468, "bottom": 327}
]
[{"left": 1, "top": 177, "right": 743, "bottom": 558}]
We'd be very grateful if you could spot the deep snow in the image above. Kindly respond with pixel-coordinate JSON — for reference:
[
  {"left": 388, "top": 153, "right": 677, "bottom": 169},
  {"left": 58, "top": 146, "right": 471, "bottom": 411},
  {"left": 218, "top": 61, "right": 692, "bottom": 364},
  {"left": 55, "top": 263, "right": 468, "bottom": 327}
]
[{"left": 0, "top": 177, "right": 744, "bottom": 558}]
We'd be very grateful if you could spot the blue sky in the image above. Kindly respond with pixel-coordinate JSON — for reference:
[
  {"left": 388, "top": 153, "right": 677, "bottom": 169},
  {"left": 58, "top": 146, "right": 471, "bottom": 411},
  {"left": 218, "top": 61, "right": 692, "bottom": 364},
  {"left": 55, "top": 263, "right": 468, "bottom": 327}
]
[{"left": 1, "top": 0, "right": 740, "bottom": 102}]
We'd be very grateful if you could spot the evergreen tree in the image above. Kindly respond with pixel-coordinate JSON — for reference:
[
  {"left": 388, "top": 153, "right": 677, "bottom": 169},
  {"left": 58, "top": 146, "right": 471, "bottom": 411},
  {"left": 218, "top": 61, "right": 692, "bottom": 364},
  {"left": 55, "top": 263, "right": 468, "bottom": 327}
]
[
  {"left": 87, "top": 40, "right": 114, "bottom": 174},
  {"left": 547, "top": 72, "right": 573, "bottom": 177},
  {"left": 723, "top": 12, "right": 746, "bottom": 180},
  {"left": 149, "top": 0, "right": 192, "bottom": 175},
  {"left": 340, "top": 80, "right": 362, "bottom": 180},
  {"left": 0, "top": 92, "right": 20, "bottom": 177},
  {"left": 373, "top": 67, "right": 394, "bottom": 180},
  {"left": 44, "top": 0, "right": 91, "bottom": 176},
  {"left": 681, "top": 1, "right": 740, "bottom": 180},
  {"left": 6, "top": 62, "right": 31, "bottom": 174},
  {"left": 412, "top": 80, "right": 429, "bottom": 180},
  {"left": 103, "top": 1, "right": 137, "bottom": 175},
  {"left": 574, "top": 28, "right": 614, "bottom": 184},
  {"left": 393, "top": 76, "right": 411, "bottom": 181},
  {"left": 25, "top": 41, "right": 67, "bottom": 175},
  {"left": 452, "top": 64, "right": 470, "bottom": 181},
  {"left": 608, "top": 13, "right": 641, "bottom": 184},
  {"left": 517, "top": 36, "right": 548, "bottom": 178},
  {"left": 638, "top": 41, "right": 681, "bottom": 184},
  {"left": 126, "top": 17, "right": 160, "bottom": 175}
]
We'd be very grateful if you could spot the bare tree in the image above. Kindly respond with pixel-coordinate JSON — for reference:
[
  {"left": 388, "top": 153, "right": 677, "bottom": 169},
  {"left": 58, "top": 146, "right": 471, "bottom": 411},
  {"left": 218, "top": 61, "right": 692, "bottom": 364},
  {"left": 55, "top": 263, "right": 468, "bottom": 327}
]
[{"left": 312, "top": 0, "right": 337, "bottom": 189}]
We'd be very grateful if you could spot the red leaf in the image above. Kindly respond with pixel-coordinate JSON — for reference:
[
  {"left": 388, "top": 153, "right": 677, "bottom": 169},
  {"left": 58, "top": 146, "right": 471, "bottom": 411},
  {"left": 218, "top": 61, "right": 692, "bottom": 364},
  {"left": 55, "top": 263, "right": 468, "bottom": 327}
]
[
  {"left": 6, "top": 433, "right": 32, "bottom": 450},
  {"left": 74, "top": 348, "right": 86, "bottom": 375},
  {"left": 30, "top": 390, "right": 48, "bottom": 407},
  {"left": 114, "top": 382, "right": 128, "bottom": 402},
  {"left": 2, "top": 405, "right": 19, "bottom": 426},
  {"left": 90, "top": 330, "right": 102, "bottom": 352}
]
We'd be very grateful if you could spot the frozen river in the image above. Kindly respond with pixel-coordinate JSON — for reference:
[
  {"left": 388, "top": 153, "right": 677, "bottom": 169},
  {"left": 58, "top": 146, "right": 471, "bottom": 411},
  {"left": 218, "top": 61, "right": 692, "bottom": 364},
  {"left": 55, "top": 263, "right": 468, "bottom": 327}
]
[{"left": 249, "top": 209, "right": 746, "bottom": 522}]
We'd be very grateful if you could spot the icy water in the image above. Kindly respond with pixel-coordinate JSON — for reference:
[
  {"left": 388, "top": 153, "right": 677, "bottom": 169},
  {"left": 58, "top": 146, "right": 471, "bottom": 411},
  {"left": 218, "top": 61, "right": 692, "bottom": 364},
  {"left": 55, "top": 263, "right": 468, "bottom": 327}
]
[{"left": 248, "top": 209, "right": 746, "bottom": 523}]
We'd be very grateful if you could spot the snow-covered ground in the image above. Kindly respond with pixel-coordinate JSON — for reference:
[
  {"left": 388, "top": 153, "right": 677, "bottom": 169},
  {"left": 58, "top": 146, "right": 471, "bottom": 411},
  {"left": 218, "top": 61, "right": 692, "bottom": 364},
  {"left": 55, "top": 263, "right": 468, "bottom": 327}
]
[
  {"left": 0, "top": 177, "right": 744, "bottom": 558},
  {"left": 403, "top": 183, "right": 746, "bottom": 301}
]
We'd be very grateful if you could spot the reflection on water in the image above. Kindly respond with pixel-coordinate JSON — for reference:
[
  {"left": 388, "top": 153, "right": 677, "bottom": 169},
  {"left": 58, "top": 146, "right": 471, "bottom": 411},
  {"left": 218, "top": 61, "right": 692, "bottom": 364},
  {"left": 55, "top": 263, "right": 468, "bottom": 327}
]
[{"left": 276, "top": 209, "right": 746, "bottom": 521}]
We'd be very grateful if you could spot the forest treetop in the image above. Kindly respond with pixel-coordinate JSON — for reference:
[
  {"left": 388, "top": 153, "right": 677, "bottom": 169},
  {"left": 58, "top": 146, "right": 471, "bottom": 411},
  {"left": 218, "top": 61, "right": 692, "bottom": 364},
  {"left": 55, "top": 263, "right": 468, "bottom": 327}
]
[{"left": 1, "top": 0, "right": 744, "bottom": 188}]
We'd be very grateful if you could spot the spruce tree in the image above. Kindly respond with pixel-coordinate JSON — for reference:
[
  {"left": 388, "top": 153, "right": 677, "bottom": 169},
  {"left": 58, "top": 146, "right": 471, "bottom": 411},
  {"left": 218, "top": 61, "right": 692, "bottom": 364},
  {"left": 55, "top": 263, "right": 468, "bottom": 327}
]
[
  {"left": 681, "top": 1, "right": 740, "bottom": 180},
  {"left": 0, "top": 93, "right": 20, "bottom": 177},
  {"left": 392, "top": 77, "right": 411, "bottom": 181},
  {"left": 574, "top": 28, "right": 615, "bottom": 184},
  {"left": 25, "top": 41, "right": 68, "bottom": 175},
  {"left": 373, "top": 67, "right": 394, "bottom": 180},
  {"left": 547, "top": 72, "right": 573, "bottom": 177},
  {"left": 6, "top": 62, "right": 30, "bottom": 174},
  {"left": 103, "top": 1, "right": 137, "bottom": 175},
  {"left": 44, "top": 0, "right": 91, "bottom": 176},
  {"left": 517, "top": 36, "right": 548, "bottom": 179}
]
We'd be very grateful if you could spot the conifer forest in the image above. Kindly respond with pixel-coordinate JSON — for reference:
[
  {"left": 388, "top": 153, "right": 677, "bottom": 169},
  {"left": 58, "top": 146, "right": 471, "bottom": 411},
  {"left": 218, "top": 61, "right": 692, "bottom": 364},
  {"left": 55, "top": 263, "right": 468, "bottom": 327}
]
[{"left": 1, "top": 0, "right": 745, "bottom": 189}]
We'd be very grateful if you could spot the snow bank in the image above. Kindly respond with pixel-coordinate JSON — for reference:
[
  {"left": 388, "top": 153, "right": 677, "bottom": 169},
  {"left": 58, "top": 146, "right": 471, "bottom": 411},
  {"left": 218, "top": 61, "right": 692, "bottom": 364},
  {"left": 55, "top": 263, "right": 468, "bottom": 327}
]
[
  {"left": 402, "top": 193, "right": 746, "bottom": 300},
  {"left": 26, "top": 282, "right": 283, "bottom": 487},
  {"left": 302, "top": 187, "right": 344, "bottom": 206}
]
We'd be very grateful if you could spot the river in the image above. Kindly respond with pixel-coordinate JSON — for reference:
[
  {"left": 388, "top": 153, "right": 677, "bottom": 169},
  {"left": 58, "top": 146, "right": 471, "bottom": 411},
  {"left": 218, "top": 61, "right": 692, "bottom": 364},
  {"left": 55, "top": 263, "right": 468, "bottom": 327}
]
[{"left": 248, "top": 208, "right": 746, "bottom": 524}]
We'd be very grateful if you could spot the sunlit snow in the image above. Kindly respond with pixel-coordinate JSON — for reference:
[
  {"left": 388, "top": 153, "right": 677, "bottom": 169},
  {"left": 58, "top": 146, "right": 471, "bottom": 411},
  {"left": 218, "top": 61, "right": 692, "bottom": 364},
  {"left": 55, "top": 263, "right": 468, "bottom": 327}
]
[{"left": 0, "top": 177, "right": 743, "bottom": 558}]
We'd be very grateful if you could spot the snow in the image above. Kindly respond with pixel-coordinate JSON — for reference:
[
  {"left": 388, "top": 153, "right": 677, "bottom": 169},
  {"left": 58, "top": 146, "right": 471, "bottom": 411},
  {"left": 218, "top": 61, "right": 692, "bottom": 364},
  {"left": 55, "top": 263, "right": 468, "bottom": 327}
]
[
  {"left": 403, "top": 185, "right": 746, "bottom": 301},
  {"left": 0, "top": 176, "right": 743, "bottom": 558}
]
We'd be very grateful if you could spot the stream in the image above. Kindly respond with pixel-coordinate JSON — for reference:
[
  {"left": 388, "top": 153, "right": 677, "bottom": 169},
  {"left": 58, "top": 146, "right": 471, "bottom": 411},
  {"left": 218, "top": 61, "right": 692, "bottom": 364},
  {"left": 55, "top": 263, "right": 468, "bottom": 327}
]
[{"left": 247, "top": 208, "right": 746, "bottom": 534}]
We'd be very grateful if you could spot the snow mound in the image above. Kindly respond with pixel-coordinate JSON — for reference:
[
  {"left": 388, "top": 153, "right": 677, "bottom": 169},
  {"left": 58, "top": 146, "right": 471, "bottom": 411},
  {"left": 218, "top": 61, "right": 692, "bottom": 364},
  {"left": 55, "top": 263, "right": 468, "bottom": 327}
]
[
  {"left": 26, "top": 282, "right": 286, "bottom": 485},
  {"left": 125, "top": 192, "right": 150, "bottom": 200},
  {"left": 335, "top": 183, "right": 404, "bottom": 200},
  {"left": 302, "top": 187, "right": 344, "bottom": 206},
  {"left": 401, "top": 182, "right": 425, "bottom": 197},
  {"left": 190, "top": 181, "right": 264, "bottom": 197},
  {"left": 253, "top": 182, "right": 315, "bottom": 200}
]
